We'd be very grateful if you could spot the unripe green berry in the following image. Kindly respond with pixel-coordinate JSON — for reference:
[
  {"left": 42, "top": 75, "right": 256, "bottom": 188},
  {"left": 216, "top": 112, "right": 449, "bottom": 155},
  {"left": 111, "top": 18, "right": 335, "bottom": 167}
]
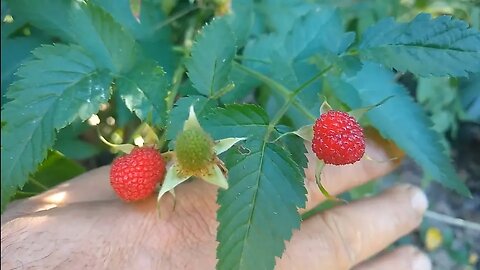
[{"left": 175, "top": 128, "right": 215, "bottom": 175}]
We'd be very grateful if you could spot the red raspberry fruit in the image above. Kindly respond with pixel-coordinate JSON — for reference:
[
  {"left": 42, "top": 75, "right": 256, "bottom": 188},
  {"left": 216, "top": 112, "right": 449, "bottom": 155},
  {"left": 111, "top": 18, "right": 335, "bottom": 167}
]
[
  {"left": 312, "top": 111, "right": 365, "bottom": 165},
  {"left": 110, "top": 147, "right": 166, "bottom": 201}
]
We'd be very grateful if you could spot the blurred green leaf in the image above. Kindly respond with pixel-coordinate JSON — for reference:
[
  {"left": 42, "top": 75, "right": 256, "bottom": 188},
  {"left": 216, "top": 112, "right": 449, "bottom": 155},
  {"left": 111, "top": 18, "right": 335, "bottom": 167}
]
[
  {"left": 360, "top": 13, "right": 480, "bottom": 77},
  {"left": 459, "top": 73, "right": 480, "bottom": 122},
  {"left": 7, "top": 0, "right": 139, "bottom": 74},
  {"left": 54, "top": 121, "right": 100, "bottom": 160},
  {"left": 1, "top": 37, "right": 44, "bottom": 104},
  {"left": 330, "top": 62, "right": 470, "bottom": 196},
  {"left": 92, "top": 0, "right": 176, "bottom": 74},
  {"left": 116, "top": 60, "right": 169, "bottom": 128},
  {"left": 242, "top": 9, "right": 353, "bottom": 127},
  {"left": 225, "top": 0, "right": 254, "bottom": 48},
  {"left": 7, "top": 0, "right": 74, "bottom": 41},
  {"left": 13, "top": 151, "right": 85, "bottom": 200},
  {"left": 70, "top": 1, "right": 138, "bottom": 74}
]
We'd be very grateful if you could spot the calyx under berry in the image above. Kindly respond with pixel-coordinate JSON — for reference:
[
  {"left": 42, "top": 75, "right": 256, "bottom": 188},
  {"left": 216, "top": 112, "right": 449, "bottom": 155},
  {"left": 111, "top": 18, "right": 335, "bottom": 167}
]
[{"left": 156, "top": 105, "right": 246, "bottom": 209}]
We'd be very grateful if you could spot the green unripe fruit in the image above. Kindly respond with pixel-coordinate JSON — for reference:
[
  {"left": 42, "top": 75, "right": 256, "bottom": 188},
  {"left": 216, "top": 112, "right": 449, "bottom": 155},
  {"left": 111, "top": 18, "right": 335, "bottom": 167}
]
[{"left": 175, "top": 128, "right": 215, "bottom": 175}]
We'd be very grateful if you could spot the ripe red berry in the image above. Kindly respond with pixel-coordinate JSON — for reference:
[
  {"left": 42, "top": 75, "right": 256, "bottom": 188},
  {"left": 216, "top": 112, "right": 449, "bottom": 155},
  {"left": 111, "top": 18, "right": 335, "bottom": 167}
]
[
  {"left": 110, "top": 147, "right": 166, "bottom": 201},
  {"left": 312, "top": 111, "right": 365, "bottom": 165}
]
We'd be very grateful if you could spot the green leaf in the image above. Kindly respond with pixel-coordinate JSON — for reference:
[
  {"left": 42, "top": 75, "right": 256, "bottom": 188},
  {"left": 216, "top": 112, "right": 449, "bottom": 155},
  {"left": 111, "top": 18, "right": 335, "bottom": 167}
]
[
  {"left": 225, "top": 0, "right": 254, "bottom": 48},
  {"left": 7, "top": 0, "right": 74, "bottom": 41},
  {"left": 70, "top": 1, "right": 138, "bottom": 74},
  {"left": 459, "top": 73, "right": 480, "bottom": 122},
  {"left": 217, "top": 139, "right": 306, "bottom": 270},
  {"left": 1, "top": 36, "right": 45, "bottom": 104},
  {"left": 359, "top": 13, "right": 480, "bottom": 77},
  {"left": 254, "top": 0, "right": 314, "bottom": 35},
  {"left": 219, "top": 64, "right": 259, "bottom": 103},
  {"left": 284, "top": 9, "right": 355, "bottom": 60},
  {"left": 242, "top": 9, "right": 352, "bottom": 127},
  {"left": 116, "top": 60, "right": 168, "bottom": 127},
  {"left": 13, "top": 151, "right": 85, "bottom": 200},
  {"left": 186, "top": 18, "right": 236, "bottom": 97},
  {"left": 204, "top": 105, "right": 307, "bottom": 269},
  {"left": 54, "top": 121, "right": 100, "bottom": 160},
  {"left": 166, "top": 95, "right": 216, "bottom": 146},
  {"left": 1, "top": 44, "right": 112, "bottom": 210},
  {"left": 203, "top": 104, "right": 270, "bottom": 139},
  {"left": 276, "top": 125, "right": 308, "bottom": 171},
  {"left": 7, "top": 0, "right": 138, "bottom": 74},
  {"left": 330, "top": 62, "right": 470, "bottom": 196},
  {"left": 91, "top": 0, "right": 176, "bottom": 74}
]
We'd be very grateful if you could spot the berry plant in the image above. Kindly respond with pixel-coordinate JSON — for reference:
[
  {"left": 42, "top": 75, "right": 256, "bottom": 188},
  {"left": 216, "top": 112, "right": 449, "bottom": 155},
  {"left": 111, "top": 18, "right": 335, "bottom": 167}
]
[{"left": 1, "top": 0, "right": 479, "bottom": 269}]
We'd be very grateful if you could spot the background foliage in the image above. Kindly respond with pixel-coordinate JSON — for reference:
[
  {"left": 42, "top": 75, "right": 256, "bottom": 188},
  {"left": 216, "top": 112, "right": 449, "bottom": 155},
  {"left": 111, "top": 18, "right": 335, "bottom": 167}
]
[{"left": 2, "top": 0, "right": 479, "bottom": 269}]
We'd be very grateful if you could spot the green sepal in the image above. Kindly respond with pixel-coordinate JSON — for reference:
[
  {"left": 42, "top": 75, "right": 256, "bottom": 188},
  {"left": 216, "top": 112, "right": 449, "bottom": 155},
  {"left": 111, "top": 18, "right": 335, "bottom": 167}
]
[
  {"left": 214, "top": 137, "right": 247, "bottom": 155},
  {"left": 202, "top": 164, "right": 229, "bottom": 189},
  {"left": 183, "top": 105, "right": 202, "bottom": 131},
  {"left": 157, "top": 164, "right": 190, "bottom": 205}
]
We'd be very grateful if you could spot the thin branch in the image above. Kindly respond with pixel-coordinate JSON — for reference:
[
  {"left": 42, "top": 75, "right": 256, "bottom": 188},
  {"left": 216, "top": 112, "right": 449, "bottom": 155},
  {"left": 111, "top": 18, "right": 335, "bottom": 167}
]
[
  {"left": 154, "top": 5, "right": 199, "bottom": 31},
  {"left": 425, "top": 210, "right": 480, "bottom": 232}
]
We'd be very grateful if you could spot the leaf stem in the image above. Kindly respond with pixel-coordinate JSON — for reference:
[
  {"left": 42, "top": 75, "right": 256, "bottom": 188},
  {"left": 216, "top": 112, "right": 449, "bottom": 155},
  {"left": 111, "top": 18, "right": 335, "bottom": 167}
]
[
  {"left": 266, "top": 65, "right": 333, "bottom": 139},
  {"left": 166, "top": 65, "right": 186, "bottom": 110},
  {"left": 154, "top": 5, "right": 199, "bottom": 31},
  {"left": 234, "top": 56, "right": 271, "bottom": 64},
  {"left": 232, "top": 62, "right": 317, "bottom": 122},
  {"left": 233, "top": 62, "right": 290, "bottom": 96},
  {"left": 28, "top": 176, "right": 48, "bottom": 191},
  {"left": 15, "top": 190, "right": 39, "bottom": 196}
]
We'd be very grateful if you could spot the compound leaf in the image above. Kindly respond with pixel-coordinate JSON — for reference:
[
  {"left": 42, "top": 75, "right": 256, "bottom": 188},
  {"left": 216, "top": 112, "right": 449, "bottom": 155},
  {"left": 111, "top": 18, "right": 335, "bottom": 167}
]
[{"left": 1, "top": 44, "right": 112, "bottom": 210}]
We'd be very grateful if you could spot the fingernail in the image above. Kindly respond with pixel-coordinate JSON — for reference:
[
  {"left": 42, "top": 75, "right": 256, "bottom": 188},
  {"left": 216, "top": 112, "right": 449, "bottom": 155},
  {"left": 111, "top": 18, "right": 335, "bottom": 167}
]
[
  {"left": 412, "top": 252, "right": 431, "bottom": 270},
  {"left": 410, "top": 188, "right": 428, "bottom": 213}
]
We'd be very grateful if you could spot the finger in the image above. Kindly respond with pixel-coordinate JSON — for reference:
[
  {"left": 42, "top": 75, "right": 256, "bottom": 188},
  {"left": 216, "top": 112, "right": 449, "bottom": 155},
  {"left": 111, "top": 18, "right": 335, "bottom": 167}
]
[
  {"left": 276, "top": 184, "right": 428, "bottom": 270},
  {"left": 303, "top": 137, "right": 400, "bottom": 212},
  {"left": 2, "top": 166, "right": 115, "bottom": 223},
  {"left": 354, "top": 246, "right": 431, "bottom": 270}
]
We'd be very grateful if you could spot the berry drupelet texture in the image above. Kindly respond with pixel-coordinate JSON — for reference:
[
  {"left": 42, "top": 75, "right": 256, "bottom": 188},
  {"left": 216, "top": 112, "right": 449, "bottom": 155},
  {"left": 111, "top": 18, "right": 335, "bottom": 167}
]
[
  {"left": 110, "top": 147, "right": 166, "bottom": 201},
  {"left": 312, "top": 111, "right": 365, "bottom": 165}
]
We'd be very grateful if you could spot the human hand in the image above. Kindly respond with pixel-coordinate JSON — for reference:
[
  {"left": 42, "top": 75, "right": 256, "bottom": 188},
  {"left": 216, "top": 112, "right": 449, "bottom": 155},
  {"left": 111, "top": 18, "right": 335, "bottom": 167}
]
[{"left": 1, "top": 140, "right": 431, "bottom": 270}]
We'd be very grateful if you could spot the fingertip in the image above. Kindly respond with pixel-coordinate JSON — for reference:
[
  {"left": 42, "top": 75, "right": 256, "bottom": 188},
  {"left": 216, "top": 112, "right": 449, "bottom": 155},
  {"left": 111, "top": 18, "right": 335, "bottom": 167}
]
[
  {"left": 354, "top": 245, "right": 431, "bottom": 270},
  {"left": 412, "top": 251, "right": 432, "bottom": 270}
]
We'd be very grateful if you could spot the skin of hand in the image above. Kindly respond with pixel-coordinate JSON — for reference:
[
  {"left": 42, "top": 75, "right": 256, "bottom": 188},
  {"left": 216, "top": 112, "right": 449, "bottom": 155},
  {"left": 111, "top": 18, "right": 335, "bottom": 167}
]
[{"left": 1, "top": 140, "right": 431, "bottom": 270}]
